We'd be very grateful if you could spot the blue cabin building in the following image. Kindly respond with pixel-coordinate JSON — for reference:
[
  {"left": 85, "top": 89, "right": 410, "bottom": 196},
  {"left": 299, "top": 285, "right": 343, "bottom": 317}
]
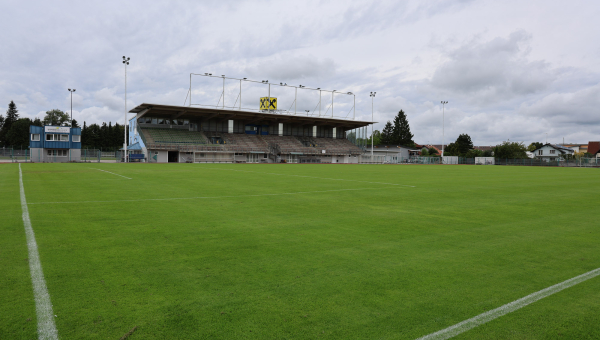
[{"left": 29, "top": 125, "right": 82, "bottom": 162}]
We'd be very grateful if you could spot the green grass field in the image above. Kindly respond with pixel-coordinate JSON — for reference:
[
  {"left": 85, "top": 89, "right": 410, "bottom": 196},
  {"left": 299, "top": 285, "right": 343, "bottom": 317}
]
[{"left": 1, "top": 163, "right": 599, "bottom": 339}]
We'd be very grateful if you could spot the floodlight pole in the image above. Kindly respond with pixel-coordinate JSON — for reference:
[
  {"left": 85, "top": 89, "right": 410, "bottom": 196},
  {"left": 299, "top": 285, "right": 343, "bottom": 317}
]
[
  {"left": 331, "top": 91, "right": 334, "bottom": 117},
  {"left": 370, "top": 92, "right": 376, "bottom": 158},
  {"left": 123, "top": 56, "right": 130, "bottom": 163},
  {"left": 222, "top": 76, "right": 225, "bottom": 109},
  {"left": 268, "top": 82, "right": 271, "bottom": 113},
  {"left": 295, "top": 87, "right": 297, "bottom": 115},
  {"left": 189, "top": 73, "right": 192, "bottom": 107},
  {"left": 441, "top": 101, "right": 448, "bottom": 157},
  {"left": 319, "top": 90, "right": 322, "bottom": 117},
  {"left": 68, "top": 88, "right": 76, "bottom": 126},
  {"left": 239, "top": 79, "right": 242, "bottom": 110}
]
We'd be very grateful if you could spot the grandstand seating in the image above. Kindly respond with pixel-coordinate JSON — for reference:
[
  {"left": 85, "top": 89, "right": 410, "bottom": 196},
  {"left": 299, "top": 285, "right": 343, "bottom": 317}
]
[
  {"left": 313, "top": 137, "right": 362, "bottom": 154},
  {"left": 261, "top": 135, "right": 316, "bottom": 154},
  {"left": 140, "top": 127, "right": 361, "bottom": 155},
  {"left": 226, "top": 134, "right": 268, "bottom": 151},
  {"left": 142, "top": 128, "right": 207, "bottom": 145}
]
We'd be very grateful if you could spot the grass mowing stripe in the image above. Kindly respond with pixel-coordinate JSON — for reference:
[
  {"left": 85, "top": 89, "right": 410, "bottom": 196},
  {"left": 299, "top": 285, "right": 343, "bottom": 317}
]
[
  {"left": 416, "top": 266, "right": 600, "bottom": 340},
  {"left": 27, "top": 186, "right": 401, "bottom": 205},
  {"left": 19, "top": 164, "right": 59, "bottom": 340},
  {"left": 89, "top": 167, "right": 132, "bottom": 179},
  {"left": 204, "top": 166, "right": 417, "bottom": 187}
]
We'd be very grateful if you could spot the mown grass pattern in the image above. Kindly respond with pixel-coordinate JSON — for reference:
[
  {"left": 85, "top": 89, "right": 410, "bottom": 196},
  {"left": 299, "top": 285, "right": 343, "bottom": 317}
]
[{"left": 1, "top": 163, "right": 599, "bottom": 339}]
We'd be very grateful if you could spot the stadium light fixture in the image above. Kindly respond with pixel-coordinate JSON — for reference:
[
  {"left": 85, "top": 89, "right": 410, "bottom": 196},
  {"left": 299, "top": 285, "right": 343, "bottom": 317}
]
[
  {"left": 441, "top": 101, "right": 448, "bottom": 158},
  {"left": 370, "top": 92, "right": 376, "bottom": 158},
  {"left": 68, "top": 88, "right": 76, "bottom": 127},
  {"left": 122, "top": 56, "right": 130, "bottom": 162}
]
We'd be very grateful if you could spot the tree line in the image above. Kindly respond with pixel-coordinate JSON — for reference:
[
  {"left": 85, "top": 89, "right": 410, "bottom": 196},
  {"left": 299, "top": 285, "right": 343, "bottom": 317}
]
[{"left": 0, "top": 101, "right": 126, "bottom": 150}]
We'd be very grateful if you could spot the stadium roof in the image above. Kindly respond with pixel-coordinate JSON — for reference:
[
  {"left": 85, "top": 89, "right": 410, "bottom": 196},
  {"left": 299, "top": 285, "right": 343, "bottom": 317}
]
[{"left": 129, "top": 103, "right": 375, "bottom": 130}]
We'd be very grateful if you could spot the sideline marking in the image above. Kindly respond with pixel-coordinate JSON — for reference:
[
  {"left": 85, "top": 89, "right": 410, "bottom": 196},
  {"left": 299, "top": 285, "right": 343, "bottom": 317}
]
[
  {"left": 89, "top": 167, "right": 131, "bottom": 179},
  {"left": 19, "top": 164, "right": 59, "bottom": 340},
  {"left": 27, "top": 187, "right": 399, "bottom": 205},
  {"left": 203, "top": 167, "right": 416, "bottom": 187},
  {"left": 416, "top": 267, "right": 600, "bottom": 340}
]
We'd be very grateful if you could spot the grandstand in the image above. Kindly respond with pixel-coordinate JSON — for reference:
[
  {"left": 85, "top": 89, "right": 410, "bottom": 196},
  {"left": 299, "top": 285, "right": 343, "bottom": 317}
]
[{"left": 128, "top": 103, "right": 372, "bottom": 163}]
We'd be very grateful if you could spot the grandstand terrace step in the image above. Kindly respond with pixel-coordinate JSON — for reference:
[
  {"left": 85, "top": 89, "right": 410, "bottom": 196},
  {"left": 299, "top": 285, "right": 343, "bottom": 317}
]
[{"left": 142, "top": 128, "right": 207, "bottom": 145}]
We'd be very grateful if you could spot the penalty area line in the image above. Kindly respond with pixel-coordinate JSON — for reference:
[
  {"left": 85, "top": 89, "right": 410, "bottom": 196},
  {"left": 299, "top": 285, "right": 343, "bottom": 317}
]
[
  {"left": 19, "top": 164, "right": 59, "bottom": 340},
  {"left": 89, "top": 167, "right": 131, "bottom": 179},
  {"left": 415, "top": 266, "right": 600, "bottom": 340}
]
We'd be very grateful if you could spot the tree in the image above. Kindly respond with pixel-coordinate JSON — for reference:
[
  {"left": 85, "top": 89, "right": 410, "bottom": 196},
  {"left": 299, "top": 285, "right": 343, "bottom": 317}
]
[
  {"left": 455, "top": 134, "right": 474, "bottom": 155},
  {"left": 464, "top": 149, "right": 483, "bottom": 158},
  {"left": 0, "top": 101, "right": 19, "bottom": 146},
  {"left": 493, "top": 141, "right": 528, "bottom": 159},
  {"left": 380, "top": 121, "right": 394, "bottom": 145},
  {"left": 443, "top": 142, "right": 460, "bottom": 156},
  {"left": 391, "top": 110, "right": 414, "bottom": 146},
  {"left": 421, "top": 148, "right": 429, "bottom": 156},
  {"left": 71, "top": 119, "right": 80, "bottom": 128},
  {"left": 367, "top": 130, "right": 381, "bottom": 146},
  {"left": 428, "top": 147, "right": 438, "bottom": 155},
  {"left": 5, "top": 118, "right": 32, "bottom": 147},
  {"left": 43, "top": 109, "right": 71, "bottom": 126},
  {"left": 32, "top": 118, "right": 43, "bottom": 127},
  {"left": 527, "top": 142, "right": 543, "bottom": 152}
]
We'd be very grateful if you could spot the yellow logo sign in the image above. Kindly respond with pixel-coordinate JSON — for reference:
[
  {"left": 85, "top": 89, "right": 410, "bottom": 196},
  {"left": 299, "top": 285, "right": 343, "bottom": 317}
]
[{"left": 260, "top": 97, "right": 277, "bottom": 110}]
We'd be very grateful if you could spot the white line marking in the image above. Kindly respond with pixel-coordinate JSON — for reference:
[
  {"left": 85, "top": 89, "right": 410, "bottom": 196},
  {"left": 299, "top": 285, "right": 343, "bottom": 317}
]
[
  {"left": 27, "top": 187, "right": 400, "bottom": 205},
  {"left": 89, "top": 167, "right": 131, "bottom": 179},
  {"left": 19, "top": 164, "right": 59, "bottom": 340},
  {"left": 416, "top": 267, "right": 600, "bottom": 340},
  {"left": 202, "top": 167, "right": 416, "bottom": 187}
]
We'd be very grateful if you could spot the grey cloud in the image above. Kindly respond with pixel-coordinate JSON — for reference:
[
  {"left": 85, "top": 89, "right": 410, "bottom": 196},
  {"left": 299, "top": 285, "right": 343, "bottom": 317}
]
[
  {"left": 431, "top": 31, "right": 556, "bottom": 104},
  {"left": 518, "top": 83, "right": 600, "bottom": 125}
]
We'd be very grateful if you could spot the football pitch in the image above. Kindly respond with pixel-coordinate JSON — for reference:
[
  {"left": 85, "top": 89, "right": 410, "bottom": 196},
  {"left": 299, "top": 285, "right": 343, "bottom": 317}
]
[{"left": 1, "top": 163, "right": 599, "bottom": 339}]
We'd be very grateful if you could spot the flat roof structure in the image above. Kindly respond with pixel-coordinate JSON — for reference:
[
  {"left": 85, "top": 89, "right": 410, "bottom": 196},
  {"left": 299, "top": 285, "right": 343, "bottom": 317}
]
[{"left": 129, "top": 103, "right": 375, "bottom": 131}]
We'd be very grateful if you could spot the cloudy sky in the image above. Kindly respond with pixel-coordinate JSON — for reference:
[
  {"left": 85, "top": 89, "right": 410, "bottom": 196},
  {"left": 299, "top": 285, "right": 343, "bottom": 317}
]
[{"left": 1, "top": 0, "right": 599, "bottom": 145}]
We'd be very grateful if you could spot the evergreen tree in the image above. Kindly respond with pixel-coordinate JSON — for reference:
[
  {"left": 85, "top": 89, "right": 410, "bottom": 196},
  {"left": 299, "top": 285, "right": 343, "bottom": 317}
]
[
  {"left": 391, "top": 110, "right": 414, "bottom": 146},
  {"left": 82, "top": 121, "right": 89, "bottom": 147},
  {"left": 71, "top": 119, "right": 80, "bottom": 128},
  {"left": 0, "top": 101, "right": 19, "bottom": 146},
  {"left": 380, "top": 121, "right": 394, "bottom": 145}
]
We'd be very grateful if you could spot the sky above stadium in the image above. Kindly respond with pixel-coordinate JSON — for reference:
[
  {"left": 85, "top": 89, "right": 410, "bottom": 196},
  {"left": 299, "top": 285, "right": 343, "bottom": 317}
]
[{"left": 1, "top": 0, "right": 599, "bottom": 145}]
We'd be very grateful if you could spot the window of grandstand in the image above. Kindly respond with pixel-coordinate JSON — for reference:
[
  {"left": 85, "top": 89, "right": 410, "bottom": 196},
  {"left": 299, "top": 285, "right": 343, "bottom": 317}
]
[
  {"left": 158, "top": 118, "right": 165, "bottom": 124},
  {"left": 31, "top": 133, "right": 40, "bottom": 141},
  {"left": 45, "top": 134, "right": 69, "bottom": 141},
  {"left": 72, "top": 135, "right": 81, "bottom": 142}
]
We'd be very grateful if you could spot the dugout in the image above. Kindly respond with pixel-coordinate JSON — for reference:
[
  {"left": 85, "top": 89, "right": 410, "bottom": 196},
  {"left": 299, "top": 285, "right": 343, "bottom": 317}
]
[{"left": 29, "top": 125, "right": 82, "bottom": 162}]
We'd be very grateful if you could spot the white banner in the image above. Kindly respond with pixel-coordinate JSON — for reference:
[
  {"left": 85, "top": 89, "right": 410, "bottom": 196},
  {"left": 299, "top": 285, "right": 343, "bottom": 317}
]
[{"left": 45, "top": 126, "right": 70, "bottom": 133}]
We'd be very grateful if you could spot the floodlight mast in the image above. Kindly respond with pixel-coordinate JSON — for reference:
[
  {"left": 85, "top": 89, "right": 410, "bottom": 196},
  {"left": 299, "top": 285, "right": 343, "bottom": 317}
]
[
  {"left": 68, "top": 88, "right": 76, "bottom": 127},
  {"left": 123, "top": 56, "right": 130, "bottom": 163},
  {"left": 370, "top": 92, "right": 376, "bottom": 158},
  {"left": 441, "top": 101, "right": 448, "bottom": 158}
]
